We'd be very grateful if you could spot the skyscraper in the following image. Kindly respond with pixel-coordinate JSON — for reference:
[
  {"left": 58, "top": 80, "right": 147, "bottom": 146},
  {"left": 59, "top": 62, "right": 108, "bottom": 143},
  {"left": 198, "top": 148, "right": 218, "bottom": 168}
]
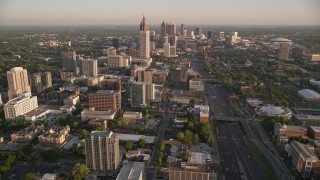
[
  {"left": 85, "top": 131, "right": 120, "bottom": 176},
  {"left": 130, "top": 82, "right": 146, "bottom": 108},
  {"left": 29, "top": 72, "right": 52, "bottom": 94},
  {"left": 7, "top": 67, "right": 32, "bottom": 100},
  {"left": 207, "top": 30, "right": 213, "bottom": 39},
  {"left": 180, "top": 24, "right": 185, "bottom": 35},
  {"left": 139, "top": 16, "right": 150, "bottom": 59},
  {"left": 80, "top": 59, "right": 98, "bottom": 77},
  {"left": 171, "top": 24, "right": 176, "bottom": 35},
  {"left": 145, "top": 83, "right": 155, "bottom": 103},
  {"left": 195, "top": 27, "right": 201, "bottom": 36},
  {"left": 161, "top": 21, "right": 166, "bottom": 38},
  {"left": 138, "top": 70, "right": 153, "bottom": 83},
  {"left": 278, "top": 43, "right": 290, "bottom": 61},
  {"left": 62, "top": 51, "right": 77, "bottom": 74}
]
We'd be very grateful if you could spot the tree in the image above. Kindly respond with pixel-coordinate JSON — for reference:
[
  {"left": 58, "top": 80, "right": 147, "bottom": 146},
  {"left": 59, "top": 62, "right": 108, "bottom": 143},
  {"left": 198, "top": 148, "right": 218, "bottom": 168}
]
[
  {"left": 176, "top": 132, "right": 184, "bottom": 141},
  {"left": 23, "top": 173, "right": 38, "bottom": 180},
  {"left": 193, "top": 133, "right": 200, "bottom": 144},
  {"left": 183, "top": 130, "right": 193, "bottom": 146},
  {"left": 160, "top": 141, "right": 165, "bottom": 152},
  {"left": 180, "top": 150, "right": 189, "bottom": 161},
  {"left": 70, "top": 163, "right": 90, "bottom": 180},
  {"left": 80, "top": 129, "right": 88, "bottom": 139},
  {"left": 138, "top": 138, "right": 147, "bottom": 148},
  {"left": 157, "top": 157, "right": 162, "bottom": 166},
  {"left": 125, "top": 141, "right": 133, "bottom": 151},
  {"left": 41, "top": 148, "right": 61, "bottom": 163},
  {"left": 95, "top": 125, "right": 105, "bottom": 131},
  {"left": 189, "top": 99, "right": 195, "bottom": 105}
]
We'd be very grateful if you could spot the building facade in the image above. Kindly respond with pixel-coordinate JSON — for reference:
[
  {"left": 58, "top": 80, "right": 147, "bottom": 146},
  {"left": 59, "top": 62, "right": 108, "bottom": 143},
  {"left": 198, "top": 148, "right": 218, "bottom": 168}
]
[
  {"left": 130, "top": 82, "right": 146, "bottom": 108},
  {"left": 85, "top": 131, "right": 120, "bottom": 176},
  {"left": 29, "top": 72, "right": 52, "bottom": 94},
  {"left": 139, "top": 16, "right": 150, "bottom": 59},
  {"left": 7, "top": 67, "right": 32, "bottom": 100},
  {"left": 80, "top": 59, "right": 98, "bottom": 77},
  {"left": 101, "top": 79, "right": 121, "bottom": 91},
  {"left": 89, "top": 90, "right": 121, "bottom": 111},
  {"left": 4, "top": 95, "right": 38, "bottom": 121}
]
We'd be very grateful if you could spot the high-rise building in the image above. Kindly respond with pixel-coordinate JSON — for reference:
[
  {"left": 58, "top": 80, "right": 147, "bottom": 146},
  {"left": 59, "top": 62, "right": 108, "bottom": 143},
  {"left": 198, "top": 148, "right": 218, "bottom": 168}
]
[
  {"left": 164, "top": 42, "right": 171, "bottom": 58},
  {"left": 4, "top": 95, "right": 38, "bottom": 121},
  {"left": 130, "top": 82, "right": 146, "bottom": 108},
  {"left": 180, "top": 24, "right": 185, "bottom": 35},
  {"left": 145, "top": 83, "right": 155, "bottom": 103},
  {"left": 80, "top": 59, "right": 98, "bottom": 77},
  {"left": 207, "top": 30, "right": 213, "bottom": 39},
  {"left": 85, "top": 131, "right": 120, "bottom": 176},
  {"left": 89, "top": 90, "right": 121, "bottom": 111},
  {"left": 219, "top": 32, "right": 225, "bottom": 39},
  {"left": 278, "top": 43, "right": 290, "bottom": 60},
  {"left": 292, "top": 45, "right": 305, "bottom": 60},
  {"left": 138, "top": 70, "right": 153, "bottom": 83},
  {"left": 62, "top": 51, "right": 77, "bottom": 74},
  {"left": 101, "top": 79, "right": 121, "bottom": 91},
  {"left": 0, "top": 94, "right": 3, "bottom": 106},
  {"left": 161, "top": 21, "right": 166, "bottom": 38},
  {"left": 7, "top": 67, "right": 32, "bottom": 100},
  {"left": 171, "top": 24, "right": 176, "bottom": 35},
  {"left": 112, "top": 38, "right": 120, "bottom": 49},
  {"left": 29, "top": 72, "right": 52, "bottom": 94},
  {"left": 107, "top": 55, "right": 130, "bottom": 68},
  {"left": 195, "top": 27, "right": 201, "bottom": 36},
  {"left": 139, "top": 16, "right": 150, "bottom": 59}
]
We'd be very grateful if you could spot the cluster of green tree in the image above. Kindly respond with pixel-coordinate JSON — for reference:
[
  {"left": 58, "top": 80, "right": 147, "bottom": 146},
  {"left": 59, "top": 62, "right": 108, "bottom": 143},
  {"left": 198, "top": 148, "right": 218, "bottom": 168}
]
[
  {"left": 261, "top": 116, "right": 293, "bottom": 135},
  {"left": 0, "top": 119, "right": 31, "bottom": 132},
  {"left": 176, "top": 130, "right": 200, "bottom": 146},
  {"left": 0, "top": 154, "right": 16, "bottom": 175},
  {"left": 157, "top": 141, "right": 166, "bottom": 166},
  {"left": 54, "top": 115, "right": 79, "bottom": 129},
  {"left": 41, "top": 148, "right": 61, "bottom": 163},
  {"left": 70, "top": 163, "right": 90, "bottom": 180},
  {"left": 179, "top": 150, "right": 189, "bottom": 162},
  {"left": 71, "top": 142, "right": 85, "bottom": 157}
]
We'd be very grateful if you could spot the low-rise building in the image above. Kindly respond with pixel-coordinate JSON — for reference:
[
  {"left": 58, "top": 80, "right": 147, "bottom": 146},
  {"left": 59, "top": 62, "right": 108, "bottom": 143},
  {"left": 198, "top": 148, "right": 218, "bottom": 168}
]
[
  {"left": 116, "top": 161, "right": 145, "bottom": 180},
  {"left": 308, "top": 126, "right": 320, "bottom": 140},
  {"left": 288, "top": 140, "right": 320, "bottom": 178},
  {"left": 189, "top": 80, "right": 204, "bottom": 92},
  {"left": 194, "top": 105, "right": 210, "bottom": 123},
  {"left": 24, "top": 105, "right": 60, "bottom": 122},
  {"left": 297, "top": 89, "right": 320, "bottom": 102},
  {"left": 123, "top": 111, "right": 143, "bottom": 120},
  {"left": 64, "top": 94, "right": 80, "bottom": 106},
  {"left": 169, "top": 162, "right": 211, "bottom": 180},
  {"left": 293, "top": 114, "right": 320, "bottom": 127},
  {"left": 88, "top": 119, "right": 107, "bottom": 130},
  {"left": 38, "top": 125, "right": 70, "bottom": 144},
  {"left": 115, "top": 133, "right": 155, "bottom": 144},
  {"left": 89, "top": 90, "right": 121, "bottom": 111},
  {"left": 11, "top": 125, "right": 44, "bottom": 142},
  {"left": 309, "top": 54, "right": 320, "bottom": 62},
  {"left": 4, "top": 95, "right": 38, "bottom": 121},
  {"left": 274, "top": 123, "right": 307, "bottom": 143},
  {"left": 81, "top": 109, "right": 116, "bottom": 121}
]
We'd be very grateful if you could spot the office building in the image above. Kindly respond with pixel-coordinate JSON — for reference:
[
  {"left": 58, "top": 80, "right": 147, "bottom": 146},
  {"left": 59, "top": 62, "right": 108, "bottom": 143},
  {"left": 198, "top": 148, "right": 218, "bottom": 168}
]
[
  {"left": 292, "top": 45, "right": 305, "bottom": 60},
  {"left": 288, "top": 140, "right": 320, "bottom": 178},
  {"left": 116, "top": 161, "right": 145, "bottom": 180},
  {"left": 89, "top": 90, "right": 121, "bottom": 111},
  {"left": 107, "top": 55, "right": 130, "bottom": 68},
  {"left": 7, "top": 67, "right": 32, "bottom": 100},
  {"left": 112, "top": 38, "right": 120, "bottom": 49},
  {"left": 130, "top": 82, "right": 146, "bottom": 108},
  {"left": 293, "top": 114, "right": 320, "bottom": 127},
  {"left": 171, "top": 24, "right": 176, "bottom": 35},
  {"left": 4, "top": 95, "right": 38, "bottom": 121},
  {"left": 273, "top": 123, "right": 307, "bottom": 143},
  {"left": 80, "top": 59, "right": 98, "bottom": 77},
  {"left": 85, "top": 131, "right": 120, "bottom": 176},
  {"left": 29, "top": 72, "right": 52, "bottom": 94},
  {"left": 219, "top": 32, "right": 225, "bottom": 39},
  {"left": 145, "top": 83, "right": 155, "bottom": 103},
  {"left": 138, "top": 70, "right": 153, "bottom": 83},
  {"left": 308, "top": 126, "right": 320, "bottom": 139},
  {"left": 101, "top": 79, "right": 121, "bottom": 91},
  {"left": 139, "top": 16, "right": 150, "bottom": 59},
  {"left": 38, "top": 125, "right": 70, "bottom": 144},
  {"left": 11, "top": 124, "right": 45, "bottom": 142},
  {"left": 207, "top": 30, "right": 213, "bottom": 39},
  {"left": 180, "top": 24, "right": 185, "bottom": 35},
  {"left": 169, "top": 67, "right": 188, "bottom": 83},
  {"left": 161, "top": 21, "right": 166, "bottom": 38},
  {"left": 278, "top": 43, "right": 290, "bottom": 60},
  {"left": 62, "top": 51, "right": 77, "bottom": 75},
  {"left": 164, "top": 42, "right": 171, "bottom": 57},
  {"left": 195, "top": 27, "right": 201, "bottom": 36}
]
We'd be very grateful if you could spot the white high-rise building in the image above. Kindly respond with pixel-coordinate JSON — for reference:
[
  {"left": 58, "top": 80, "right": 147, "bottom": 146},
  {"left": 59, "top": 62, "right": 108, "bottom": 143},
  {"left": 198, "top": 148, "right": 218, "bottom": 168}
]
[
  {"left": 80, "top": 59, "right": 98, "bottom": 77},
  {"left": 139, "top": 16, "right": 150, "bottom": 59},
  {"left": 164, "top": 42, "right": 171, "bottom": 57},
  {"left": 4, "top": 95, "right": 38, "bottom": 121},
  {"left": 7, "top": 67, "right": 32, "bottom": 100}
]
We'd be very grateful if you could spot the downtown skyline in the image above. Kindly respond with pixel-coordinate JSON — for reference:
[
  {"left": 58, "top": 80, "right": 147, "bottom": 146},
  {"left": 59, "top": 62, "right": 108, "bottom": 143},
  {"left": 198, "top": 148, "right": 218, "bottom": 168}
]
[{"left": 0, "top": 0, "right": 320, "bottom": 26}]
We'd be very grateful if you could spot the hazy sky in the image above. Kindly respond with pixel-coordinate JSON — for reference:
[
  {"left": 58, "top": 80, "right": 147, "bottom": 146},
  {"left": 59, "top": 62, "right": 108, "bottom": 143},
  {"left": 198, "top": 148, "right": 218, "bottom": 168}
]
[{"left": 0, "top": 0, "right": 319, "bottom": 25}]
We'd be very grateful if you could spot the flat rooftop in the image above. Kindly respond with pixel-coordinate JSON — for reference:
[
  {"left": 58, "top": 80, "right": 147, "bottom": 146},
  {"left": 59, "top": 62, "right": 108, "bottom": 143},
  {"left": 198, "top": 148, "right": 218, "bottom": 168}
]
[
  {"left": 116, "top": 133, "right": 155, "bottom": 144},
  {"left": 117, "top": 161, "right": 144, "bottom": 180},
  {"left": 309, "top": 126, "right": 320, "bottom": 133},
  {"left": 24, "top": 105, "right": 60, "bottom": 117}
]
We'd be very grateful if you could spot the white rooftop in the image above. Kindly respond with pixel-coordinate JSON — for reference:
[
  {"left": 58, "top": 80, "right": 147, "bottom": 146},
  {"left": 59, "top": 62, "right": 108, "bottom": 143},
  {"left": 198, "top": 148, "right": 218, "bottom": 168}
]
[
  {"left": 116, "top": 161, "right": 145, "bottom": 180},
  {"left": 298, "top": 89, "right": 320, "bottom": 100},
  {"left": 116, "top": 133, "right": 155, "bottom": 144}
]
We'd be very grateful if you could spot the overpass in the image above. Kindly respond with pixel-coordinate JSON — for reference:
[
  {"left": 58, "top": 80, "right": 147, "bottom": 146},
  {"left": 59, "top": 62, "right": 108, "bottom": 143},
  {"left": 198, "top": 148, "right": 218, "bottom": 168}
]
[{"left": 214, "top": 116, "right": 246, "bottom": 122}]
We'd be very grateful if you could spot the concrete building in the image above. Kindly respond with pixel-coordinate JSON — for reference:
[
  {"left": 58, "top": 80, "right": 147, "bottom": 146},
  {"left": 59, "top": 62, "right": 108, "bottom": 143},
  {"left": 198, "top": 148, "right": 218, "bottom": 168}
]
[
  {"left": 189, "top": 80, "right": 204, "bottom": 92},
  {"left": 130, "top": 82, "right": 146, "bottom": 108},
  {"left": 293, "top": 114, "right": 320, "bottom": 127},
  {"left": 116, "top": 161, "right": 145, "bottom": 180},
  {"left": 219, "top": 32, "right": 225, "bottom": 40},
  {"left": 194, "top": 105, "right": 210, "bottom": 123},
  {"left": 80, "top": 59, "right": 98, "bottom": 77},
  {"left": 308, "top": 126, "right": 320, "bottom": 140},
  {"left": 138, "top": 70, "right": 153, "bottom": 83},
  {"left": 169, "top": 67, "right": 188, "bottom": 83},
  {"left": 7, "top": 67, "right": 32, "bottom": 100},
  {"left": 64, "top": 94, "right": 80, "bottom": 106},
  {"left": 89, "top": 90, "right": 121, "bottom": 111},
  {"left": 11, "top": 124, "right": 44, "bottom": 142},
  {"left": 288, "top": 140, "right": 320, "bottom": 178},
  {"left": 107, "top": 55, "right": 130, "bottom": 68},
  {"left": 152, "top": 70, "right": 167, "bottom": 84},
  {"left": 123, "top": 111, "right": 143, "bottom": 120},
  {"left": 278, "top": 43, "right": 290, "bottom": 61},
  {"left": 101, "top": 79, "right": 121, "bottom": 91},
  {"left": 38, "top": 125, "right": 70, "bottom": 144},
  {"left": 145, "top": 83, "right": 155, "bottom": 103},
  {"left": 62, "top": 51, "right": 77, "bottom": 76},
  {"left": 88, "top": 119, "right": 108, "bottom": 130},
  {"left": 85, "top": 131, "right": 120, "bottom": 176},
  {"left": 139, "top": 16, "right": 150, "bottom": 59},
  {"left": 29, "top": 72, "right": 53, "bottom": 94},
  {"left": 195, "top": 27, "right": 201, "bottom": 36},
  {"left": 308, "top": 54, "right": 320, "bottom": 62},
  {"left": 292, "top": 45, "right": 305, "bottom": 60},
  {"left": 81, "top": 109, "right": 116, "bottom": 121},
  {"left": 274, "top": 123, "right": 307, "bottom": 143},
  {"left": 297, "top": 89, "right": 320, "bottom": 102},
  {"left": 4, "top": 95, "right": 38, "bottom": 121}
]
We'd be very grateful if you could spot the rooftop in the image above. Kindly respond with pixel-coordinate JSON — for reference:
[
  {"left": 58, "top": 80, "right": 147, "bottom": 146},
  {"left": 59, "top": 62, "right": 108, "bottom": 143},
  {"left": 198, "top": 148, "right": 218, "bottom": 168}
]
[
  {"left": 116, "top": 133, "right": 155, "bottom": 144},
  {"left": 291, "top": 140, "right": 318, "bottom": 161},
  {"left": 293, "top": 114, "right": 320, "bottom": 120},
  {"left": 117, "top": 161, "right": 145, "bottom": 180},
  {"left": 89, "top": 131, "right": 114, "bottom": 138},
  {"left": 298, "top": 89, "right": 320, "bottom": 100},
  {"left": 309, "top": 126, "right": 320, "bottom": 133},
  {"left": 188, "top": 152, "right": 211, "bottom": 164},
  {"left": 6, "top": 95, "right": 35, "bottom": 105},
  {"left": 81, "top": 109, "right": 117, "bottom": 115}
]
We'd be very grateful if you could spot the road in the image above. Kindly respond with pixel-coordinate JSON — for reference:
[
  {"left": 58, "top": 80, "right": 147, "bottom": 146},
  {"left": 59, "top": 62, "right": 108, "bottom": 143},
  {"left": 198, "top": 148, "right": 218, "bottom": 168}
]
[{"left": 146, "top": 93, "right": 171, "bottom": 180}]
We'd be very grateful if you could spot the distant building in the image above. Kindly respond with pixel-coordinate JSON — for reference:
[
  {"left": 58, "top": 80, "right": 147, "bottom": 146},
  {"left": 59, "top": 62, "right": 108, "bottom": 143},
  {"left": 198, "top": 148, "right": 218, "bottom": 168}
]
[
  {"left": 207, "top": 30, "right": 213, "bottom": 39},
  {"left": 274, "top": 123, "right": 307, "bottom": 143},
  {"left": 85, "top": 131, "right": 120, "bottom": 176},
  {"left": 169, "top": 67, "right": 188, "bottom": 83},
  {"left": 7, "top": 67, "right": 32, "bottom": 100},
  {"left": 309, "top": 54, "right": 320, "bottom": 62},
  {"left": 4, "top": 95, "right": 38, "bottom": 121},
  {"left": 38, "top": 125, "right": 70, "bottom": 144},
  {"left": 62, "top": 51, "right": 77, "bottom": 76},
  {"left": 89, "top": 90, "right": 121, "bottom": 111},
  {"left": 287, "top": 140, "right": 320, "bottom": 178},
  {"left": 11, "top": 124, "right": 44, "bottom": 142},
  {"left": 145, "top": 83, "right": 155, "bottom": 103},
  {"left": 219, "top": 32, "right": 225, "bottom": 40},
  {"left": 123, "top": 111, "right": 143, "bottom": 120},
  {"left": 152, "top": 70, "right": 167, "bottom": 84},
  {"left": 116, "top": 161, "right": 145, "bottom": 180},
  {"left": 291, "top": 45, "right": 305, "bottom": 60},
  {"left": 195, "top": 27, "right": 201, "bottom": 36},
  {"left": 101, "top": 79, "right": 121, "bottom": 91},
  {"left": 138, "top": 70, "right": 153, "bottom": 83},
  {"left": 139, "top": 16, "right": 150, "bottom": 59},
  {"left": 80, "top": 59, "right": 98, "bottom": 77},
  {"left": 130, "top": 82, "right": 146, "bottom": 108},
  {"left": 278, "top": 43, "right": 290, "bottom": 61},
  {"left": 81, "top": 109, "right": 116, "bottom": 121},
  {"left": 29, "top": 72, "right": 52, "bottom": 94}
]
